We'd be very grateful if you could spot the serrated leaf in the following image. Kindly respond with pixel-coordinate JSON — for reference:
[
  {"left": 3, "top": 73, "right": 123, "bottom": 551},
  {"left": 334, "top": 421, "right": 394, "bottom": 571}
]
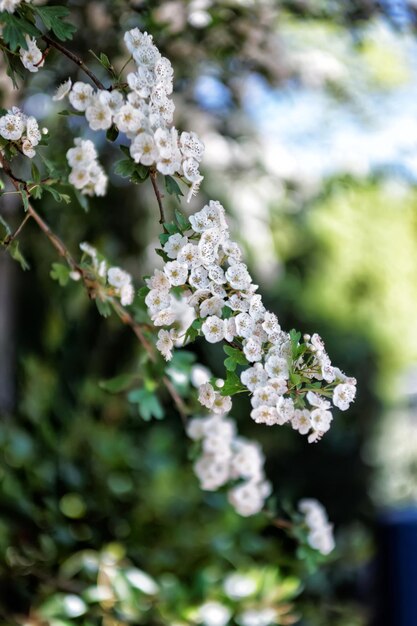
[
  {"left": 1, "top": 12, "right": 41, "bottom": 51},
  {"left": 114, "top": 158, "right": 136, "bottom": 178},
  {"left": 165, "top": 175, "right": 183, "bottom": 202},
  {"left": 32, "top": 6, "right": 76, "bottom": 41},
  {"left": 9, "top": 241, "right": 30, "bottom": 270},
  {"left": 99, "top": 373, "right": 136, "bottom": 394},
  {"left": 220, "top": 370, "right": 246, "bottom": 396},
  {"left": 175, "top": 209, "right": 190, "bottom": 232},
  {"left": 155, "top": 248, "right": 170, "bottom": 262},
  {"left": 127, "top": 387, "right": 164, "bottom": 421},
  {"left": 42, "top": 185, "right": 71, "bottom": 204},
  {"left": 50, "top": 262, "right": 70, "bottom": 286}
]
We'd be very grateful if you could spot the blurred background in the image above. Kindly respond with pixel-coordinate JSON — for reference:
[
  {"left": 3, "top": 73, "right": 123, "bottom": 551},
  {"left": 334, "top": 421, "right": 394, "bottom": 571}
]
[{"left": 2, "top": 0, "right": 417, "bottom": 624}]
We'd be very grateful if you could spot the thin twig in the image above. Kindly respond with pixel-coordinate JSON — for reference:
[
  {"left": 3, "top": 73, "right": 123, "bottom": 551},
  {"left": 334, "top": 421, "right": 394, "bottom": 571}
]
[
  {"left": 149, "top": 170, "right": 166, "bottom": 225},
  {"left": 4, "top": 213, "right": 32, "bottom": 247},
  {"left": 0, "top": 155, "right": 188, "bottom": 423},
  {"left": 42, "top": 34, "right": 105, "bottom": 90}
]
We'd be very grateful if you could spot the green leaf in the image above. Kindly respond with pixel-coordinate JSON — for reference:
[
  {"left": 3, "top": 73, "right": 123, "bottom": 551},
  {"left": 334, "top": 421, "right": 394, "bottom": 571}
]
[
  {"left": 106, "top": 125, "right": 119, "bottom": 142},
  {"left": 42, "top": 185, "right": 71, "bottom": 204},
  {"left": 219, "top": 370, "right": 247, "bottom": 396},
  {"left": 57, "top": 109, "right": 84, "bottom": 117},
  {"left": 184, "top": 318, "right": 202, "bottom": 344},
  {"left": 99, "top": 373, "right": 137, "bottom": 394},
  {"left": 9, "top": 241, "right": 30, "bottom": 270},
  {"left": 50, "top": 262, "right": 71, "bottom": 286},
  {"left": 165, "top": 175, "right": 183, "bottom": 202},
  {"left": 30, "top": 162, "right": 41, "bottom": 184},
  {"left": 223, "top": 345, "right": 248, "bottom": 371},
  {"left": 96, "top": 299, "right": 112, "bottom": 318},
  {"left": 32, "top": 6, "right": 77, "bottom": 41},
  {"left": 114, "top": 158, "right": 136, "bottom": 178},
  {"left": 18, "top": 185, "right": 29, "bottom": 212},
  {"left": 175, "top": 209, "right": 190, "bottom": 232},
  {"left": 74, "top": 190, "right": 89, "bottom": 212},
  {"left": 128, "top": 387, "right": 164, "bottom": 421},
  {"left": 163, "top": 222, "right": 179, "bottom": 235},
  {"left": 155, "top": 248, "right": 170, "bottom": 262},
  {"left": 1, "top": 12, "right": 41, "bottom": 51}
]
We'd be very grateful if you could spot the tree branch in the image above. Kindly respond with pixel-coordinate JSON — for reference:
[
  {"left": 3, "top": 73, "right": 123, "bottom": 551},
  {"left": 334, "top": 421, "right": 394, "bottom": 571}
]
[
  {"left": 149, "top": 170, "right": 166, "bottom": 225},
  {"left": 42, "top": 34, "right": 106, "bottom": 90},
  {"left": 0, "top": 154, "right": 188, "bottom": 423}
]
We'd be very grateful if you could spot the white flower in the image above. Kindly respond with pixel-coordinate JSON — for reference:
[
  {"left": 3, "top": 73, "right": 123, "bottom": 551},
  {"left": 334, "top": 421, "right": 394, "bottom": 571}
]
[
  {"left": 333, "top": 383, "right": 356, "bottom": 411},
  {"left": 52, "top": 78, "right": 73, "bottom": 101},
  {"left": 108, "top": 267, "right": 131, "bottom": 289},
  {"left": 235, "top": 312, "right": 255, "bottom": 339},
  {"left": 251, "top": 385, "right": 278, "bottom": 409},
  {"left": 21, "top": 139, "right": 36, "bottom": 158},
  {"left": 200, "top": 295, "right": 224, "bottom": 318},
  {"left": 194, "top": 454, "right": 230, "bottom": 491},
  {"left": 177, "top": 243, "right": 200, "bottom": 267},
  {"left": 163, "top": 233, "right": 188, "bottom": 259},
  {"left": 198, "top": 382, "right": 215, "bottom": 408},
  {"left": 180, "top": 131, "right": 205, "bottom": 161},
  {"left": 114, "top": 103, "right": 144, "bottom": 133},
  {"left": 130, "top": 132, "right": 158, "bottom": 165},
  {"left": 66, "top": 138, "right": 97, "bottom": 168},
  {"left": 164, "top": 260, "right": 188, "bottom": 286},
  {"left": 202, "top": 315, "right": 225, "bottom": 343},
  {"left": 225, "top": 263, "right": 252, "bottom": 290},
  {"left": 99, "top": 89, "right": 124, "bottom": 113},
  {"left": 0, "top": 113, "right": 24, "bottom": 141},
  {"left": 243, "top": 338, "right": 262, "bottom": 362},
  {"left": 228, "top": 480, "right": 269, "bottom": 517},
  {"left": 151, "top": 308, "right": 177, "bottom": 326},
  {"left": 145, "top": 270, "right": 171, "bottom": 292},
  {"left": 25, "top": 116, "right": 41, "bottom": 146},
  {"left": 20, "top": 36, "right": 44, "bottom": 72},
  {"left": 238, "top": 608, "right": 277, "bottom": 626},
  {"left": 86, "top": 98, "right": 113, "bottom": 130},
  {"left": 250, "top": 406, "right": 279, "bottom": 426},
  {"left": 197, "top": 602, "right": 231, "bottom": 626},
  {"left": 291, "top": 409, "right": 311, "bottom": 435},
  {"left": 156, "top": 328, "right": 175, "bottom": 361},
  {"left": 145, "top": 289, "right": 171, "bottom": 314},
  {"left": 211, "top": 392, "right": 232, "bottom": 415},
  {"left": 69, "top": 82, "right": 94, "bottom": 112},
  {"left": 310, "top": 408, "right": 332, "bottom": 434},
  {"left": 247, "top": 295, "right": 265, "bottom": 322},
  {"left": 240, "top": 364, "right": 268, "bottom": 392},
  {"left": 191, "top": 364, "right": 211, "bottom": 387},
  {"left": 265, "top": 355, "right": 289, "bottom": 379},
  {"left": 189, "top": 266, "right": 210, "bottom": 290},
  {"left": 276, "top": 396, "right": 295, "bottom": 424},
  {"left": 223, "top": 573, "right": 256, "bottom": 600}
]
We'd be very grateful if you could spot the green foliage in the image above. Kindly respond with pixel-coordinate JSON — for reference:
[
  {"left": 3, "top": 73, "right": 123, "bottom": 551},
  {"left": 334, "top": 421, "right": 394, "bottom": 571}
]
[
  {"left": 128, "top": 386, "right": 165, "bottom": 421},
  {"left": 0, "top": 11, "right": 40, "bottom": 50},
  {"left": 31, "top": 5, "right": 77, "bottom": 41},
  {"left": 223, "top": 345, "right": 248, "bottom": 372},
  {"left": 165, "top": 175, "right": 184, "bottom": 202},
  {"left": 50, "top": 262, "right": 71, "bottom": 286}
]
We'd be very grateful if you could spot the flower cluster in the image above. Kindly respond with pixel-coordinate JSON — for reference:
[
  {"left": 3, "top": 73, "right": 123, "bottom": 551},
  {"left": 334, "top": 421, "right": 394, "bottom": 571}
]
[
  {"left": 63, "top": 28, "right": 204, "bottom": 200},
  {"left": 0, "top": 107, "right": 43, "bottom": 158},
  {"left": 187, "top": 413, "right": 271, "bottom": 517},
  {"left": 79, "top": 242, "right": 134, "bottom": 306},
  {"left": 298, "top": 498, "right": 335, "bottom": 556},
  {"left": 0, "top": 0, "right": 30, "bottom": 13},
  {"left": 20, "top": 35, "right": 44, "bottom": 73},
  {"left": 145, "top": 200, "right": 357, "bottom": 443},
  {"left": 66, "top": 138, "right": 108, "bottom": 197}
]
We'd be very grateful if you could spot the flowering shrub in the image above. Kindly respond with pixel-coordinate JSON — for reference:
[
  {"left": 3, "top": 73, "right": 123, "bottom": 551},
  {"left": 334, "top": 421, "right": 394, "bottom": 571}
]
[{"left": 0, "top": 3, "right": 359, "bottom": 622}]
